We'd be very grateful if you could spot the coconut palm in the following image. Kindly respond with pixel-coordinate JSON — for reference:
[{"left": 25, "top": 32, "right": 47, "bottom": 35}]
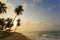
[
  {"left": 0, "top": 2, "right": 7, "bottom": 14},
  {"left": 13, "top": 5, "right": 24, "bottom": 22},
  {"left": 14, "top": 5, "right": 24, "bottom": 32}
]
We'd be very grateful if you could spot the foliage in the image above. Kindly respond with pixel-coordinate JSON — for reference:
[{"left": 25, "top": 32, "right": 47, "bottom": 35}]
[
  {"left": 0, "top": 2, "right": 7, "bottom": 14},
  {"left": 17, "top": 19, "right": 21, "bottom": 26},
  {"left": 15, "top": 5, "right": 24, "bottom": 15},
  {"left": 0, "top": 2, "right": 24, "bottom": 30},
  {"left": 0, "top": 1, "right": 24, "bottom": 37}
]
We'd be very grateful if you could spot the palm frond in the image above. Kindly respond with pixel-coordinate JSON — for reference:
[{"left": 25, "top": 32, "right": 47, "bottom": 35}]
[
  {"left": 0, "top": 2, "right": 7, "bottom": 13},
  {"left": 14, "top": 5, "right": 24, "bottom": 15}
]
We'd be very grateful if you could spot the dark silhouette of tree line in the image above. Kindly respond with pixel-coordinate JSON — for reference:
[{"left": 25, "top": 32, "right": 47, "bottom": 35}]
[{"left": 0, "top": 1, "right": 24, "bottom": 37}]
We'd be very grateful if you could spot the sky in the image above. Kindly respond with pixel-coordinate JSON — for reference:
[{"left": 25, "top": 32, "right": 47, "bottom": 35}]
[{"left": 0, "top": 0, "right": 60, "bottom": 32}]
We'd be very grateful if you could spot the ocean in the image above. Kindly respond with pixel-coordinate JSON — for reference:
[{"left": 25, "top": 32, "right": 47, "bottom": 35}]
[{"left": 23, "top": 31, "right": 60, "bottom": 40}]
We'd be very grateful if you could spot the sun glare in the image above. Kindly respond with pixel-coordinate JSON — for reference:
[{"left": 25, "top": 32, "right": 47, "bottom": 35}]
[{"left": 13, "top": 20, "right": 17, "bottom": 27}]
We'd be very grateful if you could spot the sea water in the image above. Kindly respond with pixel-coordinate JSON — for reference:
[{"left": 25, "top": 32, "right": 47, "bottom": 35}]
[{"left": 23, "top": 31, "right": 60, "bottom": 40}]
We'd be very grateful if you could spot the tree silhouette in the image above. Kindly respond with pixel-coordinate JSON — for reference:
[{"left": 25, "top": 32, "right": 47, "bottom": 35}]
[
  {"left": 0, "top": 2, "right": 24, "bottom": 37},
  {"left": 0, "top": 18, "right": 5, "bottom": 30},
  {"left": 0, "top": 2, "right": 7, "bottom": 30},
  {"left": 0, "top": 2, "right": 7, "bottom": 14},
  {"left": 13, "top": 5, "right": 24, "bottom": 32},
  {"left": 17, "top": 19, "right": 21, "bottom": 26},
  {"left": 5, "top": 18, "right": 13, "bottom": 28},
  {"left": 13, "top": 5, "right": 24, "bottom": 22}
]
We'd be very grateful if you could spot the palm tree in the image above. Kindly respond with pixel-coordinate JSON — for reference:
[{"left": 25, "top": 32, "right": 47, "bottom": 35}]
[
  {"left": 14, "top": 5, "right": 24, "bottom": 32},
  {"left": 13, "top": 5, "right": 24, "bottom": 22},
  {"left": 0, "top": 2, "right": 7, "bottom": 30},
  {"left": 0, "top": 2, "right": 7, "bottom": 14}
]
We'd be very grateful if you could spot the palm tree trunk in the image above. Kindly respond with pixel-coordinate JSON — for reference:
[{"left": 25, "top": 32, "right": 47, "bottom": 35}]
[
  {"left": 14, "top": 26, "right": 17, "bottom": 32},
  {"left": 13, "top": 14, "right": 17, "bottom": 22},
  {"left": 12, "top": 15, "right": 17, "bottom": 32},
  {"left": 12, "top": 14, "right": 17, "bottom": 32}
]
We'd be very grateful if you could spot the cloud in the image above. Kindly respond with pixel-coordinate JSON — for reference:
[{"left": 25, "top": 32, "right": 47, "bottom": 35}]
[
  {"left": 47, "top": 5, "right": 56, "bottom": 11},
  {"left": 12, "top": 20, "right": 60, "bottom": 32},
  {"left": 31, "top": 0, "right": 43, "bottom": 7},
  {"left": 19, "top": 21, "right": 60, "bottom": 32},
  {"left": 19, "top": 21, "right": 46, "bottom": 31},
  {"left": 6, "top": 0, "right": 27, "bottom": 12},
  {"left": 12, "top": 0, "right": 43, "bottom": 7},
  {"left": 0, "top": 0, "right": 6, "bottom": 2}
]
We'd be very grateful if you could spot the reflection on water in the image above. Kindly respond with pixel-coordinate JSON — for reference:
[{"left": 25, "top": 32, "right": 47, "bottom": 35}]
[{"left": 23, "top": 31, "right": 60, "bottom": 40}]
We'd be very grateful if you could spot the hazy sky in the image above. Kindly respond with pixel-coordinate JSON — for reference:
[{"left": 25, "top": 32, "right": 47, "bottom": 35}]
[
  {"left": 6, "top": 0, "right": 60, "bottom": 24},
  {"left": 0, "top": 0, "right": 60, "bottom": 31}
]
